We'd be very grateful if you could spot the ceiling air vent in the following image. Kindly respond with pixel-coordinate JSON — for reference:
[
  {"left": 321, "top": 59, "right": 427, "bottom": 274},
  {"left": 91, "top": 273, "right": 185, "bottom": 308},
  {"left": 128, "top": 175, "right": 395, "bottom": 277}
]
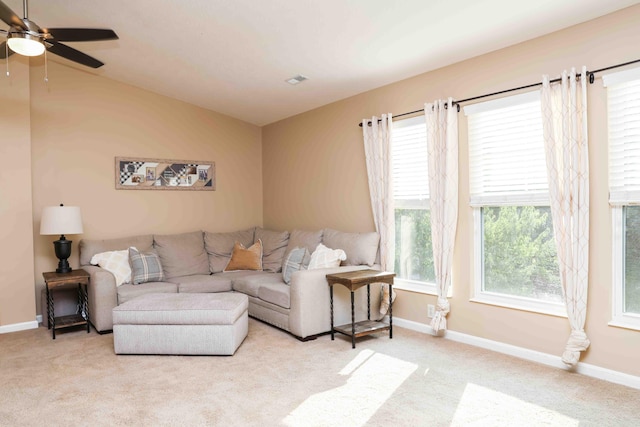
[{"left": 285, "top": 74, "right": 308, "bottom": 85}]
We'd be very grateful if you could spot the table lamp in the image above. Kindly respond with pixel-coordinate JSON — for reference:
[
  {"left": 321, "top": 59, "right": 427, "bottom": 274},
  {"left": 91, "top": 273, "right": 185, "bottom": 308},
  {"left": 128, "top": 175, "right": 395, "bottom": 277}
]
[{"left": 40, "top": 204, "right": 84, "bottom": 273}]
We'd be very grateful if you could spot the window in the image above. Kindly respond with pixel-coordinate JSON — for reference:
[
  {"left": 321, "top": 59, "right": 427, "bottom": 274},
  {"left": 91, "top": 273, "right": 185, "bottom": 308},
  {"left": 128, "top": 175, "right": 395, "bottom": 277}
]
[
  {"left": 465, "top": 92, "right": 563, "bottom": 315},
  {"left": 604, "top": 67, "right": 640, "bottom": 330},
  {"left": 391, "top": 115, "right": 436, "bottom": 293}
]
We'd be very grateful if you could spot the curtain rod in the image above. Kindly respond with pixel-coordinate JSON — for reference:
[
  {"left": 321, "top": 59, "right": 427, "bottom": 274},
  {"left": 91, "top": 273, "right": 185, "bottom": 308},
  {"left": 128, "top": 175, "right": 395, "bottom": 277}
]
[{"left": 359, "top": 57, "right": 640, "bottom": 127}]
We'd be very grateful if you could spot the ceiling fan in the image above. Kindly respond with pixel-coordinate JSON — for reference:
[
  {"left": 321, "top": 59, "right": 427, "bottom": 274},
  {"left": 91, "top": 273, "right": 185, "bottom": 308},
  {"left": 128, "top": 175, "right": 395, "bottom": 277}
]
[{"left": 0, "top": 0, "right": 117, "bottom": 68}]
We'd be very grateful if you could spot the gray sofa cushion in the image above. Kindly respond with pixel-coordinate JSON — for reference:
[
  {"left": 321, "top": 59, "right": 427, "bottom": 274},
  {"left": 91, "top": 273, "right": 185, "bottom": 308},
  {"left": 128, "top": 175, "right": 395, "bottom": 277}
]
[
  {"left": 284, "top": 229, "right": 323, "bottom": 260},
  {"left": 258, "top": 283, "right": 290, "bottom": 309},
  {"left": 205, "top": 228, "right": 255, "bottom": 273},
  {"left": 153, "top": 231, "right": 210, "bottom": 279},
  {"left": 322, "top": 228, "right": 380, "bottom": 266},
  {"left": 172, "top": 274, "right": 233, "bottom": 293},
  {"left": 255, "top": 228, "right": 290, "bottom": 273},
  {"left": 231, "top": 271, "right": 285, "bottom": 297},
  {"left": 117, "top": 281, "right": 178, "bottom": 304},
  {"left": 79, "top": 234, "right": 154, "bottom": 266}
]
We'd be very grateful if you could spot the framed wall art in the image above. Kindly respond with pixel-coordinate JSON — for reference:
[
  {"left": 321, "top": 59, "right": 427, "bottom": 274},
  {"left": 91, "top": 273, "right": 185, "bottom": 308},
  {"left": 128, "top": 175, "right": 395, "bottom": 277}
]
[{"left": 115, "top": 157, "right": 216, "bottom": 191}]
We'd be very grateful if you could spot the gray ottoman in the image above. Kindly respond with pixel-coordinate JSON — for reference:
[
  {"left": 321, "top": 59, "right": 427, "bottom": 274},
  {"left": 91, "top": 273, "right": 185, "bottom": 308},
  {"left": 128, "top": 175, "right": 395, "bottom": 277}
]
[{"left": 112, "top": 293, "right": 248, "bottom": 355}]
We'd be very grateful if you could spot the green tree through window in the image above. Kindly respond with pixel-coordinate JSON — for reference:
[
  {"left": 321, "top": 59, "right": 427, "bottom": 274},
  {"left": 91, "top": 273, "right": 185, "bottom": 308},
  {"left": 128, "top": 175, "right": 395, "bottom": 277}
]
[{"left": 483, "top": 206, "right": 562, "bottom": 302}]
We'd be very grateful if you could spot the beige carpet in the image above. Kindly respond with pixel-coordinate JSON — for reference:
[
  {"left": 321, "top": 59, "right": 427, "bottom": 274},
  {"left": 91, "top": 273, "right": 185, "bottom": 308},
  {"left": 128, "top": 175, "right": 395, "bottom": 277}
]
[{"left": 1, "top": 319, "right": 639, "bottom": 426}]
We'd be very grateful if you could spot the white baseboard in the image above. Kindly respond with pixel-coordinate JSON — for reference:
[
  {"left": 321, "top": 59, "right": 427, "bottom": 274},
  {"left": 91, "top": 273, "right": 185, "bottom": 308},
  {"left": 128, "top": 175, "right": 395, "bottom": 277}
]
[
  {"left": 0, "top": 320, "right": 39, "bottom": 334},
  {"left": 393, "top": 317, "right": 640, "bottom": 390},
  {"left": 36, "top": 314, "right": 43, "bottom": 324}
]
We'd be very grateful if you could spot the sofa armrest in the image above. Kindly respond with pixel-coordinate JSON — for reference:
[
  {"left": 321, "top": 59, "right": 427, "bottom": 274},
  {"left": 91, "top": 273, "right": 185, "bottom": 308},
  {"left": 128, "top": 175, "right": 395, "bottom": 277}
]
[
  {"left": 83, "top": 265, "right": 118, "bottom": 332},
  {"left": 288, "top": 265, "right": 382, "bottom": 339}
]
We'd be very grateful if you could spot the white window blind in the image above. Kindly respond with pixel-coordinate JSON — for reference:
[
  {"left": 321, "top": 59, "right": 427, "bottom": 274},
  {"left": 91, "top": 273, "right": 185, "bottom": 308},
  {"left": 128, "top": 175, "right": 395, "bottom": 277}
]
[
  {"left": 604, "top": 67, "right": 640, "bottom": 205},
  {"left": 465, "top": 91, "right": 548, "bottom": 206},
  {"left": 392, "top": 115, "right": 429, "bottom": 209}
]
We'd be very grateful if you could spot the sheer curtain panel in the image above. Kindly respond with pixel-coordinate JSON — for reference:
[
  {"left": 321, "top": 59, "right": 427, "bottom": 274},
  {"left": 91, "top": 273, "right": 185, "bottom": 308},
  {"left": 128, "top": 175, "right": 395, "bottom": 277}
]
[
  {"left": 541, "top": 67, "right": 590, "bottom": 366},
  {"left": 362, "top": 114, "right": 396, "bottom": 314},
  {"left": 425, "top": 99, "right": 458, "bottom": 332}
]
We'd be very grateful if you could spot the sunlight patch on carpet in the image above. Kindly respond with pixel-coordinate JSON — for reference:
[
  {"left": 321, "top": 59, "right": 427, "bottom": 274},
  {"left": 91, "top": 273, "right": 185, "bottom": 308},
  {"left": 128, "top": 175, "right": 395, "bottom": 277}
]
[
  {"left": 339, "top": 349, "right": 374, "bottom": 376},
  {"left": 283, "top": 352, "right": 417, "bottom": 427},
  {"left": 451, "top": 383, "right": 579, "bottom": 426}
]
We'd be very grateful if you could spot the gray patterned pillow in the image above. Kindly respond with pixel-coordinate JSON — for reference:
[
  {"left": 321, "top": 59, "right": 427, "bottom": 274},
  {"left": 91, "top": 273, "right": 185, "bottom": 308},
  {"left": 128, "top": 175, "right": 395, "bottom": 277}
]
[
  {"left": 281, "top": 247, "right": 310, "bottom": 284},
  {"left": 129, "top": 247, "right": 165, "bottom": 284}
]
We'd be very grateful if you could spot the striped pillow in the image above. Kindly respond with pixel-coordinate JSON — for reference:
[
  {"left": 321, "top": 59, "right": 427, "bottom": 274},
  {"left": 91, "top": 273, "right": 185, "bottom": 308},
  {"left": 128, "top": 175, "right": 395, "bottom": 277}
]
[
  {"left": 129, "top": 247, "right": 165, "bottom": 284},
  {"left": 282, "top": 247, "right": 310, "bottom": 284}
]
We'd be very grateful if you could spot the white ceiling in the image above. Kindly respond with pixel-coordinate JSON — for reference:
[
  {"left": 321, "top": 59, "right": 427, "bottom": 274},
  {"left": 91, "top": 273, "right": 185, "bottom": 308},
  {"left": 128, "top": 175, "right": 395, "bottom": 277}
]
[{"left": 3, "top": 0, "right": 639, "bottom": 125}]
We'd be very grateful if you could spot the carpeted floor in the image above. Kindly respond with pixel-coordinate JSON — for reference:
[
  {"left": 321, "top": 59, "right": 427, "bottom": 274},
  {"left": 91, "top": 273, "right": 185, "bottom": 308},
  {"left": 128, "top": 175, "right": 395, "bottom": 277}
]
[{"left": 1, "top": 319, "right": 639, "bottom": 426}]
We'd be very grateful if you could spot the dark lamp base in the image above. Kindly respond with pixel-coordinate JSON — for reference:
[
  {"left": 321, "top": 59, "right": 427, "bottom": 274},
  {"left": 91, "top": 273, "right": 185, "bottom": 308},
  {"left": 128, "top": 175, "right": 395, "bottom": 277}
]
[
  {"left": 53, "top": 236, "right": 73, "bottom": 274},
  {"left": 56, "top": 263, "right": 73, "bottom": 274}
]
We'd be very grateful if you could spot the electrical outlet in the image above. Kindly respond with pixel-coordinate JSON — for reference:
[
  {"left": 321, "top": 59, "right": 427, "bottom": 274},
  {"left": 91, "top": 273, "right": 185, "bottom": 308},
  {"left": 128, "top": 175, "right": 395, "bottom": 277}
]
[{"left": 427, "top": 304, "right": 435, "bottom": 318}]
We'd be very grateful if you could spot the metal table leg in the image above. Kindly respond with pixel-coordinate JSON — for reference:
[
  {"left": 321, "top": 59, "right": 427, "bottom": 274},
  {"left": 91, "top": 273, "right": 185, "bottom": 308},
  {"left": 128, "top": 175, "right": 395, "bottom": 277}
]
[
  {"left": 48, "top": 286, "right": 56, "bottom": 339},
  {"left": 83, "top": 283, "right": 90, "bottom": 333},
  {"left": 367, "top": 284, "right": 370, "bottom": 320},
  {"left": 46, "top": 285, "right": 51, "bottom": 330},
  {"left": 330, "top": 284, "right": 334, "bottom": 340},
  {"left": 351, "top": 291, "right": 355, "bottom": 349},
  {"left": 389, "top": 283, "right": 393, "bottom": 339}
]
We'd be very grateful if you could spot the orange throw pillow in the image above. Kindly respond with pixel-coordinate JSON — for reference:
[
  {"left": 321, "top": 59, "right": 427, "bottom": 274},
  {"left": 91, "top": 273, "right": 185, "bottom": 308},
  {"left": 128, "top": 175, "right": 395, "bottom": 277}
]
[{"left": 224, "top": 239, "right": 263, "bottom": 271}]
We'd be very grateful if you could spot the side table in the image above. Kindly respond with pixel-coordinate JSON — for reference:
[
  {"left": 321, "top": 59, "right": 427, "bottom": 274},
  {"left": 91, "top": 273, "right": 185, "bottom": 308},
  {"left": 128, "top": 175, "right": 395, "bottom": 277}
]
[
  {"left": 326, "top": 269, "right": 395, "bottom": 349},
  {"left": 43, "top": 269, "right": 90, "bottom": 339}
]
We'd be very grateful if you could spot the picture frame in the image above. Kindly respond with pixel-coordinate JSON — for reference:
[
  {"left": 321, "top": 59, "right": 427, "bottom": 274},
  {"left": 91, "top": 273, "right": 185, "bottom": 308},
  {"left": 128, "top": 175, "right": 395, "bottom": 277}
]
[{"left": 115, "top": 157, "right": 215, "bottom": 191}]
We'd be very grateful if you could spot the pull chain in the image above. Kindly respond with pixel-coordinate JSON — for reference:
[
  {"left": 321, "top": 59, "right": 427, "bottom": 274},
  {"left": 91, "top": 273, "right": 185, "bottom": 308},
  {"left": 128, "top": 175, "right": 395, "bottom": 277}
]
[
  {"left": 44, "top": 48, "right": 48, "bottom": 83},
  {"left": 5, "top": 42, "right": 8, "bottom": 77}
]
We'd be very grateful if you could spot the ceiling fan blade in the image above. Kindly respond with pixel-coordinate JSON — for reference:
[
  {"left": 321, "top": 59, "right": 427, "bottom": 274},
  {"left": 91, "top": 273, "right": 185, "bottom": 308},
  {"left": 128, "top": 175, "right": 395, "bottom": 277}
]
[
  {"left": 42, "top": 28, "right": 118, "bottom": 42},
  {"left": 0, "top": 0, "right": 27, "bottom": 30},
  {"left": 0, "top": 41, "right": 15, "bottom": 59},
  {"left": 46, "top": 40, "right": 104, "bottom": 68}
]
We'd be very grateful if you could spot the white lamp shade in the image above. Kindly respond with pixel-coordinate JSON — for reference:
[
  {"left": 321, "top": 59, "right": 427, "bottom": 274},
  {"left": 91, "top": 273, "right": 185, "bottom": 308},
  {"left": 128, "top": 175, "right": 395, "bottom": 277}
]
[
  {"left": 40, "top": 206, "right": 84, "bottom": 235},
  {"left": 7, "top": 35, "right": 46, "bottom": 56}
]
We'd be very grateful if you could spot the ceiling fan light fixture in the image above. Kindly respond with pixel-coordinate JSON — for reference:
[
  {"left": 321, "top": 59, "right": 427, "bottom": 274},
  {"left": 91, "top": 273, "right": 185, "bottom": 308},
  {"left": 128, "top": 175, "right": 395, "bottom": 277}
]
[{"left": 7, "top": 32, "right": 45, "bottom": 56}]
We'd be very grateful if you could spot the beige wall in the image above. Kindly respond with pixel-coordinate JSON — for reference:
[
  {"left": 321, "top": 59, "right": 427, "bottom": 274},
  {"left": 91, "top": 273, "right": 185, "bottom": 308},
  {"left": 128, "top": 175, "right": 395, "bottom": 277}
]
[
  {"left": 27, "top": 60, "right": 262, "bottom": 316},
  {"left": 263, "top": 5, "right": 640, "bottom": 376},
  {"left": 263, "top": 102, "right": 374, "bottom": 232},
  {"left": 0, "top": 57, "right": 36, "bottom": 328}
]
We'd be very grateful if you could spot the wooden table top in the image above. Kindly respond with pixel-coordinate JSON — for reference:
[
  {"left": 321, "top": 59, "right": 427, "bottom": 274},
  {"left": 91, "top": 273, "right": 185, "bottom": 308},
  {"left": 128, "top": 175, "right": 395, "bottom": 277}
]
[
  {"left": 43, "top": 269, "right": 90, "bottom": 288},
  {"left": 326, "top": 269, "right": 395, "bottom": 289}
]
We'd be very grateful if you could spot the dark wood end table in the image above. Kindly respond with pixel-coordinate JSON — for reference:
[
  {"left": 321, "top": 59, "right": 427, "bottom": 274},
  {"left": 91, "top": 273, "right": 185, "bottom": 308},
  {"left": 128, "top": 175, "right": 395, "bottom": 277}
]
[
  {"left": 43, "top": 269, "right": 90, "bottom": 339},
  {"left": 326, "top": 269, "right": 395, "bottom": 349}
]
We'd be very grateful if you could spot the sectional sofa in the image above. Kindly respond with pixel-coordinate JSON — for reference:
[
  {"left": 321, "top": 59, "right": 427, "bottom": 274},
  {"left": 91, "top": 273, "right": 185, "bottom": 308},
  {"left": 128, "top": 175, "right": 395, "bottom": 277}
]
[{"left": 79, "top": 227, "right": 383, "bottom": 340}]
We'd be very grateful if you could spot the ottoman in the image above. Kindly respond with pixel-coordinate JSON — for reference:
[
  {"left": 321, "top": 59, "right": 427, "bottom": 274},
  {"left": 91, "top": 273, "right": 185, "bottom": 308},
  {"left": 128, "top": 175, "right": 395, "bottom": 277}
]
[{"left": 112, "top": 292, "right": 248, "bottom": 355}]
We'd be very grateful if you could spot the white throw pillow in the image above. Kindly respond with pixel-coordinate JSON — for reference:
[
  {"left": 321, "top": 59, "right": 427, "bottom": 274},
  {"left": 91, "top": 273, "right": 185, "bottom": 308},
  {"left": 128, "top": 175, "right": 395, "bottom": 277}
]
[
  {"left": 90, "top": 248, "right": 133, "bottom": 287},
  {"left": 308, "top": 243, "right": 347, "bottom": 270}
]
